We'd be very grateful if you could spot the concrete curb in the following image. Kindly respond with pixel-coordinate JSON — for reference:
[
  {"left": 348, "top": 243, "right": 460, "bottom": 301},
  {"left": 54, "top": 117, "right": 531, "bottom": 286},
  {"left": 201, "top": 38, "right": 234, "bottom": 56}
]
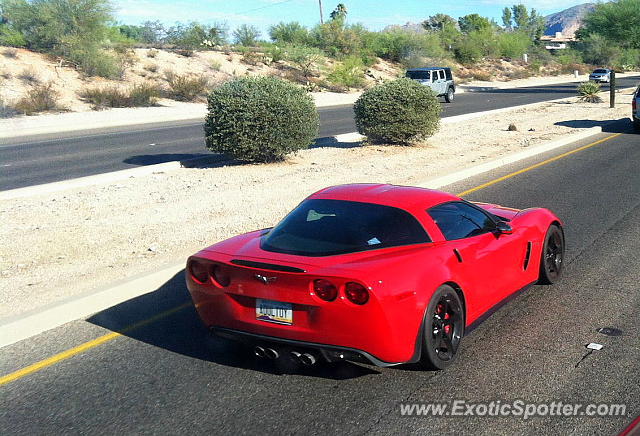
[
  {"left": 0, "top": 123, "right": 613, "bottom": 348},
  {"left": 0, "top": 154, "right": 230, "bottom": 201},
  {"left": 0, "top": 262, "right": 185, "bottom": 348}
]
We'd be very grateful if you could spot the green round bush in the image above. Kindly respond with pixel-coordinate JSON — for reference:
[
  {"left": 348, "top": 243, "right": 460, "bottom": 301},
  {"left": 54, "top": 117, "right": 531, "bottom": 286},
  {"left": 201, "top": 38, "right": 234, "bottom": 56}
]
[
  {"left": 353, "top": 78, "right": 441, "bottom": 145},
  {"left": 204, "top": 76, "right": 319, "bottom": 162}
]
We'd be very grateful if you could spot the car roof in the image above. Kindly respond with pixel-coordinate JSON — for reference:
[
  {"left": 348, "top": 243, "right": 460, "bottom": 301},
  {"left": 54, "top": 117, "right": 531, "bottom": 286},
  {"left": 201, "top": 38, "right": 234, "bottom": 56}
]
[
  {"left": 406, "top": 67, "right": 450, "bottom": 71},
  {"left": 309, "top": 184, "right": 460, "bottom": 211}
]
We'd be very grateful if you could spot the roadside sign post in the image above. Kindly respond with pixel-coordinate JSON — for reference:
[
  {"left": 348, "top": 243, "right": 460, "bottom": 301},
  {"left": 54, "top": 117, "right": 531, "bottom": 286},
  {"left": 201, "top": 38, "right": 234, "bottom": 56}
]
[{"left": 610, "top": 70, "right": 616, "bottom": 108}]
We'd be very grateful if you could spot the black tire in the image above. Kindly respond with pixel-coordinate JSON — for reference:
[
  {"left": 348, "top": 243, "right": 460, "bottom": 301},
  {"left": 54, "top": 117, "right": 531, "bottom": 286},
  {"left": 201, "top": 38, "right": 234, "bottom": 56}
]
[
  {"left": 420, "top": 285, "right": 464, "bottom": 370},
  {"left": 444, "top": 87, "right": 455, "bottom": 103},
  {"left": 538, "top": 224, "right": 565, "bottom": 285},
  {"left": 633, "top": 119, "right": 640, "bottom": 133}
]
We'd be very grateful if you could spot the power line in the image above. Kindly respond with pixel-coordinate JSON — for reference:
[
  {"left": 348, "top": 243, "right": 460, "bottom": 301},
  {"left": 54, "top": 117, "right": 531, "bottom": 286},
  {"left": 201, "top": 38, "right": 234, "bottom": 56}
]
[{"left": 236, "top": 0, "right": 297, "bottom": 15}]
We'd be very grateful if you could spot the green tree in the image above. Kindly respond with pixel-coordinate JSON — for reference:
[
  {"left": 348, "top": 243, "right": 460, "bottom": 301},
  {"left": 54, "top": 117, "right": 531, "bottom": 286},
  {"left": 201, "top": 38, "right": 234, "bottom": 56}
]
[
  {"left": 233, "top": 24, "right": 260, "bottom": 46},
  {"left": 422, "top": 14, "right": 457, "bottom": 32},
  {"left": 527, "top": 9, "right": 545, "bottom": 40},
  {"left": 579, "top": 0, "right": 640, "bottom": 49},
  {"left": 502, "top": 7, "right": 512, "bottom": 30},
  {"left": 458, "top": 14, "right": 493, "bottom": 34},
  {"left": 511, "top": 4, "right": 529, "bottom": 30},
  {"left": 269, "top": 21, "right": 309, "bottom": 45},
  {"left": 329, "top": 3, "right": 347, "bottom": 22},
  {"left": 2, "top": 0, "right": 113, "bottom": 51}
]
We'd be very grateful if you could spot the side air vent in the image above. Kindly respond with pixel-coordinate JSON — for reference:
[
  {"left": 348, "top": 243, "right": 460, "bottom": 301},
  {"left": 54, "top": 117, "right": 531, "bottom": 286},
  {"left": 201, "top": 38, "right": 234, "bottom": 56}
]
[
  {"left": 230, "top": 259, "right": 306, "bottom": 273},
  {"left": 523, "top": 242, "right": 532, "bottom": 270}
]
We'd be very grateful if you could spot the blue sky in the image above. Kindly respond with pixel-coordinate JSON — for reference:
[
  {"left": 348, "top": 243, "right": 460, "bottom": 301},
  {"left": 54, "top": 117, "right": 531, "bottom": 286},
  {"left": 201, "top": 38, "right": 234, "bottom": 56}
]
[{"left": 113, "top": 0, "right": 589, "bottom": 34}]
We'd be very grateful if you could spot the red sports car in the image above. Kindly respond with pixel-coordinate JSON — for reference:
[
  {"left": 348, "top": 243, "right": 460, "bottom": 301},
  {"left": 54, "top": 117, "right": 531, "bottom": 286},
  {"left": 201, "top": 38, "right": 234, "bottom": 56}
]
[{"left": 186, "top": 184, "right": 564, "bottom": 370}]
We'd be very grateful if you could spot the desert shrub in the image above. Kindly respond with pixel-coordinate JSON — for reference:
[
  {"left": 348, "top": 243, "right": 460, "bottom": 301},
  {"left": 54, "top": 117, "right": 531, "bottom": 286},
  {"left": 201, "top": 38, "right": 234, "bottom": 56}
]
[
  {"left": 144, "top": 63, "right": 159, "bottom": 73},
  {"left": 14, "top": 82, "right": 62, "bottom": 115},
  {"left": 560, "top": 63, "right": 591, "bottom": 75},
  {"left": 615, "top": 48, "right": 640, "bottom": 70},
  {"left": 175, "top": 48, "right": 194, "bottom": 57},
  {"left": 327, "top": 56, "right": 365, "bottom": 88},
  {"left": 529, "top": 60, "right": 542, "bottom": 74},
  {"left": 577, "top": 81, "right": 603, "bottom": 103},
  {"left": 210, "top": 59, "right": 222, "bottom": 71},
  {"left": 454, "top": 38, "right": 484, "bottom": 64},
  {"left": 506, "top": 69, "right": 532, "bottom": 80},
  {"left": 367, "top": 29, "right": 447, "bottom": 63},
  {"left": 0, "top": 24, "right": 27, "bottom": 47},
  {"left": 555, "top": 49, "right": 584, "bottom": 65},
  {"left": 353, "top": 78, "right": 441, "bottom": 145},
  {"left": 269, "top": 21, "right": 310, "bottom": 46},
  {"left": 471, "top": 71, "right": 493, "bottom": 81},
  {"left": 2, "top": 48, "right": 19, "bottom": 58},
  {"left": 147, "top": 48, "right": 158, "bottom": 58},
  {"left": 233, "top": 24, "right": 261, "bottom": 46},
  {"left": 68, "top": 44, "right": 123, "bottom": 78},
  {"left": 241, "top": 50, "right": 262, "bottom": 66},
  {"left": 284, "top": 45, "right": 325, "bottom": 78},
  {"left": 128, "top": 83, "right": 161, "bottom": 106},
  {"left": 204, "top": 76, "right": 319, "bottom": 162},
  {"left": 165, "top": 22, "right": 228, "bottom": 49},
  {"left": 268, "top": 45, "right": 286, "bottom": 63},
  {"left": 80, "top": 83, "right": 159, "bottom": 108},
  {"left": 0, "top": 96, "right": 18, "bottom": 118},
  {"left": 18, "top": 68, "right": 39, "bottom": 84},
  {"left": 164, "top": 72, "right": 209, "bottom": 101},
  {"left": 497, "top": 31, "right": 531, "bottom": 59}
]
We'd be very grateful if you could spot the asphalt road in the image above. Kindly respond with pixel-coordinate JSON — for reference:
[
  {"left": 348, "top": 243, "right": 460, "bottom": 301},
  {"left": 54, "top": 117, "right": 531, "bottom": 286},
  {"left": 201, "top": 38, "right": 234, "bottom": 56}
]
[
  {"left": 1, "top": 125, "right": 638, "bottom": 435},
  {"left": 2, "top": 76, "right": 639, "bottom": 190}
]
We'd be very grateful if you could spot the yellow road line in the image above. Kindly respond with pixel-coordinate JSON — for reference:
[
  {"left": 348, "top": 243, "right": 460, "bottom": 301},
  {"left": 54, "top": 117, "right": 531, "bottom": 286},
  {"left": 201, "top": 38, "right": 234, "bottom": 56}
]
[
  {"left": 0, "top": 131, "right": 623, "bottom": 387},
  {"left": 0, "top": 302, "right": 192, "bottom": 386},
  {"left": 457, "top": 133, "right": 622, "bottom": 197}
]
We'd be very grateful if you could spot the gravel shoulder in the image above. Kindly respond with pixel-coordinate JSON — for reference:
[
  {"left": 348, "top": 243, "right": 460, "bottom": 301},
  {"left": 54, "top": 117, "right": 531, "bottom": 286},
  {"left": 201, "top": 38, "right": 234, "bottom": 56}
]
[{"left": 0, "top": 90, "right": 635, "bottom": 320}]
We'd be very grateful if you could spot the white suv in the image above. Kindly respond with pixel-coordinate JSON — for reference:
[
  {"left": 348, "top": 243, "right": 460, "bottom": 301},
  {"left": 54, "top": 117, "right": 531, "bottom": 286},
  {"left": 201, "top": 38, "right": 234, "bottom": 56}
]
[{"left": 405, "top": 67, "right": 456, "bottom": 102}]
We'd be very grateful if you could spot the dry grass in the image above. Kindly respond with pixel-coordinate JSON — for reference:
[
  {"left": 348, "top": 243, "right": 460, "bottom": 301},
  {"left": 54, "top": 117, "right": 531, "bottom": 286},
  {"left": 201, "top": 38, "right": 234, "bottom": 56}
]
[
  {"left": 164, "top": 71, "right": 209, "bottom": 101},
  {"left": 14, "top": 83, "right": 64, "bottom": 115},
  {"left": 80, "top": 83, "right": 160, "bottom": 109},
  {"left": 18, "top": 68, "right": 40, "bottom": 84},
  {"left": 2, "top": 48, "right": 18, "bottom": 59}
]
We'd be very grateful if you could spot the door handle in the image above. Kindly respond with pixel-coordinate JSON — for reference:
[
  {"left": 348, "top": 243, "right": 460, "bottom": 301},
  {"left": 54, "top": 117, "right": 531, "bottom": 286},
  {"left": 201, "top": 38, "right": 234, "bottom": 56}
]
[{"left": 453, "top": 249, "right": 463, "bottom": 263}]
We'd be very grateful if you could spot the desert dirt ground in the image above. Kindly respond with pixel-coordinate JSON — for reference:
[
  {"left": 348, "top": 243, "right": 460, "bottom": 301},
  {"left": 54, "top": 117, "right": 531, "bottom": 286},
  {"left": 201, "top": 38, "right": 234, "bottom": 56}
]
[
  {"left": 0, "top": 89, "right": 635, "bottom": 319},
  {"left": 0, "top": 46, "right": 399, "bottom": 113}
]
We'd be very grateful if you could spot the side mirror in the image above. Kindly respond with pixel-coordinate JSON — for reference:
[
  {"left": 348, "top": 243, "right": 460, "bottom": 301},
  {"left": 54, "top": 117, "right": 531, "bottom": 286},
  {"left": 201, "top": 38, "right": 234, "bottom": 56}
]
[{"left": 495, "top": 221, "right": 513, "bottom": 235}]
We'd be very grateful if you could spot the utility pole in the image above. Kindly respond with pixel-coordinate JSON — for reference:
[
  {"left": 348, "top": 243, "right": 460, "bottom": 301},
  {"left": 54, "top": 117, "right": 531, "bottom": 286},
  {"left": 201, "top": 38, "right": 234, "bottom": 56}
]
[
  {"left": 609, "top": 70, "right": 616, "bottom": 108},
  {"left": 318, "top": 0, "right": 324, "bottom": 24}
]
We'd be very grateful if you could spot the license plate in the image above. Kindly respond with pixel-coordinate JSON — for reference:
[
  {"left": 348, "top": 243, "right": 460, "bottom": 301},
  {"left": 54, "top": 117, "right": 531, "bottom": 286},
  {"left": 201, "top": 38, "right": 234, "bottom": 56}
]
[{"left": 256, "top": 299, "right": 293, "bottom": 325}]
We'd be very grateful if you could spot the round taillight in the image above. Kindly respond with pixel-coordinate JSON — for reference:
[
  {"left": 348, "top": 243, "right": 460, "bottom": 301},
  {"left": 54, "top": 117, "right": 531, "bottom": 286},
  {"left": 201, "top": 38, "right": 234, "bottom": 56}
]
[
  {"left": 345, "top": 282, "right": 369, "bottom": 305},
  {"left": 189, "top": 260, "right": 209, "bottom": 283},
  {"left": 210, "top": 264, "right": 231, "bottom": 287},
  {"left": 313, "top": 279, "right": 338, "bottom": 302}
]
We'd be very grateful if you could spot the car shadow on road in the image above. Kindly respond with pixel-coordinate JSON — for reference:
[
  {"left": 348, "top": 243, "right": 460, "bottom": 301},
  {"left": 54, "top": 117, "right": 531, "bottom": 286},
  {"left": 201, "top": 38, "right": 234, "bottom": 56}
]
[
  {"left": 86, "top": 270, "right": 380, "bottom": 380},
  {"left": 554, "top": 118, "right": 633, "bottom": 133}
]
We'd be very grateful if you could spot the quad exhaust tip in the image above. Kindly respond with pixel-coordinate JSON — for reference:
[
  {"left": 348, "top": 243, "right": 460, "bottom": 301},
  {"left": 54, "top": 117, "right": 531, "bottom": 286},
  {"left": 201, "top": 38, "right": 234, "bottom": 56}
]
[
  {"left": 290, "top": 351, "right": 317, "bottom": 366},
  {"left": 254, "top": 346, "right": 279, "bottom": 360}
]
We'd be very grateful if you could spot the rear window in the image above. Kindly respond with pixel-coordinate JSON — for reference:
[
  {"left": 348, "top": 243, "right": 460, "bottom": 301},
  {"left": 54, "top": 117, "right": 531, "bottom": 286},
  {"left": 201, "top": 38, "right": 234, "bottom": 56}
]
[
  {"left": 406, "top": 70, "right": 430, "bottom": 80},
  {"left": 261, "top": 199, "right": 430, "bottom": 256}
]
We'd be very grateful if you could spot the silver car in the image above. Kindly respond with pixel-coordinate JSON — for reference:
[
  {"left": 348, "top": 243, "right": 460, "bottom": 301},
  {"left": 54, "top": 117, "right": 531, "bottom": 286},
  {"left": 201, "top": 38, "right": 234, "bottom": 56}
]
[{"left": 589, "top": 68, "right": 612, "bottom": 83}]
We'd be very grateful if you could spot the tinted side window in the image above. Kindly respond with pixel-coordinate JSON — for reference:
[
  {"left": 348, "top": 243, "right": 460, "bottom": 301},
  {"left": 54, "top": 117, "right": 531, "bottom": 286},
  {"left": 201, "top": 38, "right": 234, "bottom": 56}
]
[
  {"left": 438, "top": 70, "right": 445, "bottom": 80},
  {"left": 428, "top": 202, "right": 495, "bottom": 240}
]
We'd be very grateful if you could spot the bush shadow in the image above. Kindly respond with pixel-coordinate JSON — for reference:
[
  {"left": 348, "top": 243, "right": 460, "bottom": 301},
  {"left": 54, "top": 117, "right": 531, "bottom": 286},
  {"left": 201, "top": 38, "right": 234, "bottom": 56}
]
[
  {"left": 86, "top": 270, "right": 379, "bottom": 380},
  {"left": 311, "top": 136, "right": 363, "bottom": 149},
  {"left": 554, "top": 118, "right": 633, "bottom": 133}
]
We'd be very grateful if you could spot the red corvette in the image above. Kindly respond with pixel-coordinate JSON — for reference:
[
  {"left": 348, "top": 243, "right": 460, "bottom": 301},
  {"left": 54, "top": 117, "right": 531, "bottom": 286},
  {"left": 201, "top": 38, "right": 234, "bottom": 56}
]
[{"left": 186, "top": 184, "right": 564, "bottom": 370}]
